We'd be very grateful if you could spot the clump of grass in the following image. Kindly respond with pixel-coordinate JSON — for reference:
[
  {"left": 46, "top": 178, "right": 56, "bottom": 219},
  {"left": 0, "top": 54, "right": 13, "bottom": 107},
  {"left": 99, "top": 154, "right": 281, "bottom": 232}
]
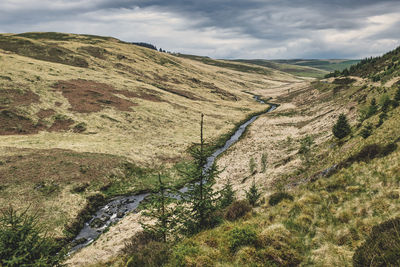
[
  {"left": 70, "top": 182, "right": 89, "bottom": 193},
  {"left": 73, "top": 122, "right": 87, "bottom": 133},
  {"left": 227, "top": 226, "right": 257, "bottom": 252},
  {"left": 360, "top": 123, "right": 373, "bottom": 138},
  {"left": 261, "top": 153, "right": 267, "bottom": 173},
  {"left": 123, "top": 231, "right": 170, "bottom": 267},
  {"left": 33, "top": 180, "right": 60, "bottom": 196},
  {"left": 353, "top": 217, "right": 400, "bottom": 267},
  {"left": 249, "top": 157, "right": 257, "bottom": 174},
  {"left": 256, "top": 224, "right": 303, "bottom": 266},
  {"left": 269, "top": 192, "right": 294, "bottom": 206},
  {"left": 168, "top": 240, "right": 200, "bottom": 266},
  {"left": 224, "top": 200, "right": 252, "bottom": 221}
]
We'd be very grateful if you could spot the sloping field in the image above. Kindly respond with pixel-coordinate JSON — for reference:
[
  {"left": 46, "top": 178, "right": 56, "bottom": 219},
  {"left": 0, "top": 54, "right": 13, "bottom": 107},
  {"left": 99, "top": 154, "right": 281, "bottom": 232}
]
[
  {"left": 0, "top": 32, "right": 302, "bottom": 238},
  {"left": 0, "top": 32, "right": 301, "bottom": 165}
]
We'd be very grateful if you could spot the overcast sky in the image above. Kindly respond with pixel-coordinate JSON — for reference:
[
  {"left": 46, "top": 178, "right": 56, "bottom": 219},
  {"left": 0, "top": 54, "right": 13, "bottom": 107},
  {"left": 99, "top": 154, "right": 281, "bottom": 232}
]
[{"left": 1, "top": 0, "right": 399, "bottom": 59}]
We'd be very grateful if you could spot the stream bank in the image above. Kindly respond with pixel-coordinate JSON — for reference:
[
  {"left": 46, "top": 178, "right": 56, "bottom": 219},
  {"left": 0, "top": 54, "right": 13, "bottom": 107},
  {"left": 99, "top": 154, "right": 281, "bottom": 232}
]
[{"left": 69, "top": 97, "right": 277, "bottom": 252}]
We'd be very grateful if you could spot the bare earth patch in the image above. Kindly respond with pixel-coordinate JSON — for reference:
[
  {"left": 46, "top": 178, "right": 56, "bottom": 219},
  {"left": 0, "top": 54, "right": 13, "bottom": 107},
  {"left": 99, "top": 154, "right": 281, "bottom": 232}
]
[
  {"left": 53, "top": 79, "right": 139, "bottom": 113},
  {"left": 37, "top": 109, "right": 55, "bottom": 119},
  {"left": 49, "top": 118, "right": 75, "bottom": 132},
  {"left": 0, "top": 109, "right": 43, "bottom": 135}
]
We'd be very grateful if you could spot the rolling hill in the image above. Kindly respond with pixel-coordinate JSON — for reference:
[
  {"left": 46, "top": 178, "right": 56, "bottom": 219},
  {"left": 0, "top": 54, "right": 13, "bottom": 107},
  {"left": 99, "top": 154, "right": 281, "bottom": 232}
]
[
  {"left": 233, "top": 59, "right": 329, "bottom": 78},
  {"left": 0, "top": 32, "right": 302, "bottom": 239},
  {"left": 272, "top": 59, "right": 361, "bottom": 72},
  {"left": 88, "top": 47, "right": 400, "bottom": 266},
  {"left": 176, "top": 55, "right": 359, "bottom": 78},
  {"left": 2, "top": 31, "right": 399, "bottom": 267}
]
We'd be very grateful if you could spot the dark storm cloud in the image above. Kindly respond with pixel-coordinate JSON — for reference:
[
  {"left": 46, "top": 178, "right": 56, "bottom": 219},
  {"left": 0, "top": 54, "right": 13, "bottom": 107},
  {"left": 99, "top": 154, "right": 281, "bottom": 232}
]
[{"left": 0, "top": 0, "right": 399, "bottom": 59}]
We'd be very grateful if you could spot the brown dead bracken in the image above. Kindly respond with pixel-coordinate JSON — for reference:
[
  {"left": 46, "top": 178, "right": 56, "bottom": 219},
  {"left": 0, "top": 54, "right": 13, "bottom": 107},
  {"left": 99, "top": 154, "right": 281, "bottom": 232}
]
[
  {"left": 37, "top": 109, "right": 55, "bottom": 119},
  {"left": 0, "top": 89, "right": 43, "bottom": 135},
  {"left": 53, "top": 79, "right": 163, "bottom": 113},
  {"left": 0, "top": 147, "right": 125, "bottom": 184},
  {"left": 48, "top": 118, "right": 75, "bottom": 132},
  {"left": 0, "top": 89, "right": 40, "bottom": 109}
]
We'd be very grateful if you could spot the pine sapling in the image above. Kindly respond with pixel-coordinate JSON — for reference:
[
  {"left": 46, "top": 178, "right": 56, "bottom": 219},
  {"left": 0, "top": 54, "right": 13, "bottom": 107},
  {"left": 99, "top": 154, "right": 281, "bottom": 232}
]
[
  {"left": 179, "top": 114, "right": 220, "bottom": 235},
  {"left": 245, "top": 179, "right": 261, "bottom": 207},
  {"left": 219, "top": 179, "right": 236, "bottom": 209},
  {"left": 332, "top": 114, "right": 351, "bottom": 139},
  {"left": 140, "top": 174, "right": 177, "bottom": 242}
]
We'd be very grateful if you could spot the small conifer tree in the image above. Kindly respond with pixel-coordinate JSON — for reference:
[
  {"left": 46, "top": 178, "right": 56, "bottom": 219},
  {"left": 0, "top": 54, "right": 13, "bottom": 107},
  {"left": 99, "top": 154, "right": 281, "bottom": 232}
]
[
  {"left": 179, "top": 114, "right": 219, "bottom": 235},
  {"left": 0, "top": 207, "right": 65, "bottom": 266},
  {"left": 140, "top": 174, "right": 177, "bottom": 242},
  {"left": 245, "top": 179, "right": 261, "bottom": 207},
  {"left": 219, "top": 179, "right": 236, "bottom": 209},
  {"left": 332, "top": 114, "right": 351, "bottom": 139}
]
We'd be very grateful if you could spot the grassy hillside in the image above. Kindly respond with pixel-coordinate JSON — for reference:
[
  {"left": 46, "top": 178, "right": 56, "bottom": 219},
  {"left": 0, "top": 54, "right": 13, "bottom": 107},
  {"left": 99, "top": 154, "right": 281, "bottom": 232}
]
[
  {"left": 176, "top": 54, "right": 277, "bottom": 76},
  {"left": 233, "top": 59, "right": 328, "bottom": 78},
  {"left": 103, "top": 48, "right": 400, "bottom": 266},
  {"left": 176, "top": 55, "right": 358, "bottom": 79},
  {"left": 177, "top": 54, "right": 327, "bottom": 78},
  {"left": 273, "top": 59, "right": 360, "bottom": 72},
  {"left": 0, "top": 32, "right": 301, "bottom": 238},
  {"left": 345, "top": 46, "right": 400, "bottom": 83}
]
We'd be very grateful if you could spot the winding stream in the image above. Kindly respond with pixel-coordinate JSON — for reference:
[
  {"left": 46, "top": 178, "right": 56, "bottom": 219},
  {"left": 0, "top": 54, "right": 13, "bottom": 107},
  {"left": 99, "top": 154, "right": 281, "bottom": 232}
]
[{"left": 70, "top": 96, "right": 276, "bottom": 252}]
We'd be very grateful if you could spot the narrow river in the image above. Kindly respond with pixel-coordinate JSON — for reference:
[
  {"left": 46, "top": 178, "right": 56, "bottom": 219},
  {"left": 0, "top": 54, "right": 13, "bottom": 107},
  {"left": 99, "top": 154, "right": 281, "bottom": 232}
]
[{"left": 70, "top": 96, "right": 276, "bottom": 252}]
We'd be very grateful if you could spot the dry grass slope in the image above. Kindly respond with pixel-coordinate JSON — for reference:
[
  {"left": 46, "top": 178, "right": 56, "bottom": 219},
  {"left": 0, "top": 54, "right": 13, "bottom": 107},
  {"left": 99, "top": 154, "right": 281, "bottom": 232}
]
[
  {"left": 155, "top": 74, "right": 400, "bottom": 266},
  {"left": 0, "top": 32, "right": 302, "bottom": 243}
]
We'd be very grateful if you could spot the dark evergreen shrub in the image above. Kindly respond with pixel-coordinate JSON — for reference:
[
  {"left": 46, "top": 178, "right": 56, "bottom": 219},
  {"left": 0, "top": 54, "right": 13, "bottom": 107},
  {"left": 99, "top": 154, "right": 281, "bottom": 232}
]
[
  {"left": 360, "top": 123, "right": 373, "bottom": 139},
  {"left": 219, "top": 180, "right": 236, "bottom": 209},
  {"left": 332, "top": 114, "right": 351, "bottom": 139},
  {"left": 377, "top": 113, "right": 387, "bottom": 127},
  {"left": 0, "top": 207, "right": 65, "bottom": 266},
  {"left": 245, "top": 179, "right": 262, "bottom": 207}
]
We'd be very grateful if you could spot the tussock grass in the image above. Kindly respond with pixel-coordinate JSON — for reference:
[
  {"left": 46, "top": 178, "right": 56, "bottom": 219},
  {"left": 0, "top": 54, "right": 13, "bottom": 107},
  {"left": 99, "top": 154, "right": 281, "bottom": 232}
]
[
  {"left": 162, "top": 77, "right": 400, "bottom": 266},
  {"left": 0, "top": 32, "right": 303, "bottom": 248}
]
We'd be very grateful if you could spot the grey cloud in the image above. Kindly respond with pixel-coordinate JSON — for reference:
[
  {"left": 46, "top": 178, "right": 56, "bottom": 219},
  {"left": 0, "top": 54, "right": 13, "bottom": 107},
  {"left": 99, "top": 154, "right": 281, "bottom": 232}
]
[{"left": 0, "top": 0, "right": 399, "bottom": 58}]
